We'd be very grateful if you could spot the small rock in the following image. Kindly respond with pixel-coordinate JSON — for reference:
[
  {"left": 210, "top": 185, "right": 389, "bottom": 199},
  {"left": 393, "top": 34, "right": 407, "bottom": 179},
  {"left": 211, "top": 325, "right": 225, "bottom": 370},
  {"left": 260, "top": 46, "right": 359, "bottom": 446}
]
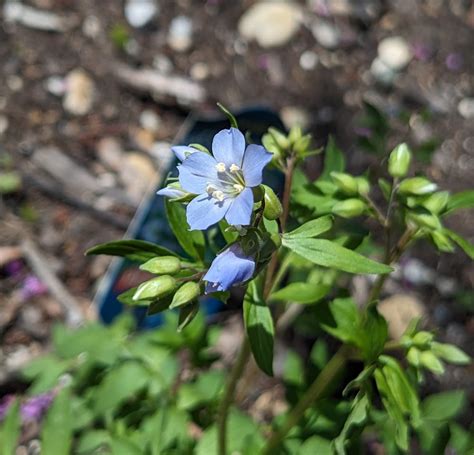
[
  {"left": 167, "top": 16, "right": 193, "bottom": 52},
  {"left": 190, "top": 62, "right": 210, "bottom": 81},
  {"left": 96, "top": 137, "right": 124, "bottom": 172},
  {"left": 458, "top": 98, "right": 474, "bottom": 119},
  {"left": 378, "top": 294, "right": 426, "bottom": 340},
  {"left": 311, "top": 20, "right": 340, "bottom": 50},
  {"left": 82, "top": 15, "right": 101, "bottom": 38},
  {"left": 370, "top": 57, "right": 396, "bottom": 85},
  {"left": 377, "top": 36, "right": 412, "bottom": 71},
  {"left": 45, "top": 76, "right": 66, "bottom": 96},
  {"left": 125, "top": 0, "right": 158, "bottom": 28},
  {"left": 0, "top": 115, "right": 8, "bottom": 136},
  {"left": 299, "top": 50, "right": 319, "bottom": 71},
  {"left": 3, "top": 1, "right": 69, "bottom": 32},
  {"left": 139, "top": 109, "right": 161, "bottom": 133},
  {"left": 280, "top": 106, "right": 310, "bottom": 130},
  {"left": 238, "top": 2, "right": 302, "bottom": 48},
  {"left": 119, "top": 152, "right": 157, "bottom": 204},
  {"left": 63, "top": 69, "right": 95, "bottom": 116},
  {"left": 153, "top": 54, "right": 173, "bottom": 74}
]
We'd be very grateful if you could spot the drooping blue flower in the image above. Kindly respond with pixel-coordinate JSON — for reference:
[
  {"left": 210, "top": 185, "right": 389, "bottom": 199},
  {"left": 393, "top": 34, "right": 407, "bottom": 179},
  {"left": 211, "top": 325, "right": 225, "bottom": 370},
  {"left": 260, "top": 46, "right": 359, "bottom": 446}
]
[
  {"left": 204, "top": 243, "right": 255, "bottom": 293},
  {"left": 176, "top": 128, "right": 272, "bottom": 230}
]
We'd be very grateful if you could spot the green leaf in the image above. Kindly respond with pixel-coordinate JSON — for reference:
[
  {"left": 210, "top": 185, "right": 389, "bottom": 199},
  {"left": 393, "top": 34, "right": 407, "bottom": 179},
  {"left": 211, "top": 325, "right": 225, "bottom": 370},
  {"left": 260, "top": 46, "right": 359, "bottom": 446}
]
[
  {"left": 85, "top": 239, "right": 176, "bottom": 262},
  {"left": 217, "top": 102, "right": 238, "bottom": 128},
  {"left": 421, "top": 390, "right": 467, "bottom": 422},
  {"left": 92, "top": 361, "right": 150, "bottom": 415},
  {"left": 283, "top": 351, "right": 305, "bottom": 387},
  {"left": 165, "top": 199, "right": 205, "bottom": 260},
  {"left": 41, "top": 388, "right": 73, "bottom": 455},
  {"left": 321, "top": 136, "right": 345, "bottom": 180},
  {"left": 444, "top": 190, "right": 474, "bottom": 214},
  {"left": 21, "top": 355, "right": 69, "bottom": 394},
  {"left": 358, "top": 309, "right": 388, "bottom": 361},
  {"left": 282, "top": 237, "right": 392, "bottom": 275},
  {"left": 270, "top": 282, "right": 330, "bottom": 304},
  {"left": 110, "top": 436, "right": 143, "bottom": 455},
  {"left": 443, "top": 228, "right": 474, "bottom": 260},
  {"left": 0, "top": 400, "right": 20, "bottom": 455},
  {"left": 219, "top": 219, "right": 239, "bottom": 243},
  {"left": 177, "top": 370, "right": 225, "bottom": 410},
  {"left": 299, "top": 436, "right": 333, "bottom": 455},
  {"left": 177, "top": 301, "right": 199, "bottom": 332},
  {"left": 319, "top": 298, "right": 361, "bottom": 344},
  {"left": 284, "top": 215, "right": 333, "bottom": 239},
  {"left": 243, "top": 280, "right": 274, "bottom": 376},
  {"left": 77, "top": 430, "right": 111, "bottom": 454},
  {"left": 0, "top": 171, "right": 21, "bottom": 194}
]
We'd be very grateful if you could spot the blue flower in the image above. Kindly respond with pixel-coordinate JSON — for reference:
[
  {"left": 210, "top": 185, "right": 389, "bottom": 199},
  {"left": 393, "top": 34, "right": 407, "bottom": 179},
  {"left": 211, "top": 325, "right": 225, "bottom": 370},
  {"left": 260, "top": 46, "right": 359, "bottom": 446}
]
[
  {"left": 204, "top": 243, "right": 255, "bottom": 293},
  {"left": 156, "top": 183, "right": 188, "bottom": 199},
  {"left": 176, "top": 128, "right": 272, "bottom": 230}
]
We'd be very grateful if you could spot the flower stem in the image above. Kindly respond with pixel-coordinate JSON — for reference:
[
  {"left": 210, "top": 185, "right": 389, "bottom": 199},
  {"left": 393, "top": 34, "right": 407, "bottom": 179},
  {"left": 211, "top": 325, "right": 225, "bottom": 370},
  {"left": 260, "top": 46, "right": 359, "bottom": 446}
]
[{"left": 217, "top": 336, "right": 251, "bottom": 455}]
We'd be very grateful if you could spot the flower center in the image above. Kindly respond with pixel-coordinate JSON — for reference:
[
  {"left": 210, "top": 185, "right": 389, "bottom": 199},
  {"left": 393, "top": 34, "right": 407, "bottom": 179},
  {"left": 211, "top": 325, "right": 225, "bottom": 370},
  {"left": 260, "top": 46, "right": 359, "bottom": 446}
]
[
  {"left": 207, "top": 162, "right": 246, "bottom": 201},
  {"left": 215, "top": 162, "right": 226, "bottom": 173}
]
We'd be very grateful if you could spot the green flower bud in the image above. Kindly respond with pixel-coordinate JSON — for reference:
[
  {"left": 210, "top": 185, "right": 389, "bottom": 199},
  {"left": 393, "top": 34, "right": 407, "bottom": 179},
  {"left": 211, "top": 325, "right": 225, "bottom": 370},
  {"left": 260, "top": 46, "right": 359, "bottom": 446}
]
[
  {"left": 330, "top": 172, "right": 359, "bottom": 195},
  {"left": 388, "top": 143, "right": 412, "bottom": 177},
  {"left": 288, "top": 125, "right": 303, "bottom": 145},
  {"left": 406, "top": 211, "right": 441, "bottom": 230},
  {"left": 398, "top": 177, "right": 437, "bottom": 195},
  {"left": 407, "top": 347, "right": 421, "bottom": 367},
  {"left": 412, "top": 331, "right": 434, "bottom": 347},
  {"left": 268, "top": 127, "right": 290, "bottom": 150},
  {"left": 332, "top": 199, "right": 366, "bottom": 218},
  {"left": 430, "top": 230, "right": 455, "bottom": 252},
  {"left": 419, "top": 350, "right": 445, "bottom": 375},
  {"left": 262, "top": 185, "right": 283, "bottom": 220},
  {"left": 139, "top": 256, "right": 181, "bottom": 275},
  {"left": 355, "top": 176, "right": 370, "bottom": 195},
  {"left": 170, "top": 281, "right": 201, "bottom": 309},
  {"left": 293, "top": 134, "right": 311, "bottom": 155},
  {"left": 262, "top": 134, "right": 281, "bottom": 157},
  {"left": 421, "top": 191, "right": 450, "bottom": 214},
  {"left": 431, "top": 342, "right": 471, "bottom": 365},
  {"left": 133, "top": 275, "right": 176, "bottom": 301}
]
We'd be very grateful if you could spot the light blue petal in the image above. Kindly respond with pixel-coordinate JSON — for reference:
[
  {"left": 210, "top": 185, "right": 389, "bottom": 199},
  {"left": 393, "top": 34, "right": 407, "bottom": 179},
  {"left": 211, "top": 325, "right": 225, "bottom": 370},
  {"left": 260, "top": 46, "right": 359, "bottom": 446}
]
[
  {"left": 204, "top": 243, "right": 255, "bottom": 292},
  {"left": 178, "top": 152, "right": 217, "bottom": 193},
  {"left": 242, "top": 144, "right": 273, "bottom": 187},
  {"left": 186, "top": 193, "right": 231, "bottom": 230},
  {"left": 172, "top": 146, "right": 198, "bottom": 162},
  {"left": 212, "top": 128, "right": 246, "bottom": 167},
  {"left": 156, "top": 186, "right": 187, "bottom": 199},
  {"left": 225, "top": 188, "right": 253, "bottom": 226}
]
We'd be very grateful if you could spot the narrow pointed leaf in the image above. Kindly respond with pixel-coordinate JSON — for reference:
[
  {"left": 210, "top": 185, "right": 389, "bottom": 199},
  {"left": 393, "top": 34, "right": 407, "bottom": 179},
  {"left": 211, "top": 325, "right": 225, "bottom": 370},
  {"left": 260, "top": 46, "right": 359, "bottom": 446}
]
[{"left": 284, "top": 215, "right": 333, "bottom": 239}]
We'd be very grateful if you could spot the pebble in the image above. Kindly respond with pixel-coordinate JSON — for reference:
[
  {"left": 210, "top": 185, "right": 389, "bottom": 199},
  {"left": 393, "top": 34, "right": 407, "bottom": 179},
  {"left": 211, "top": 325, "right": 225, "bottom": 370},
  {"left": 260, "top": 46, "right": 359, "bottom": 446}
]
[
  {"left": 311, "top": 20, "right": 340, "bottom": 50},
  {"left": 3, "top": 1, "right": 68, "bottom": 32},
  {"left": 0, "top": 115, "right": 8, "bottom": 136},
  {"left": 96, "top": 137, "right": 124, "bottom": 172},
  {"left": 45, "top": 76, "right": 66, "bottom": 96},
  {"left": 370, "top": 57, "right": 396, "bottom": 85},
  {"left": 139, "top": 109, "right": 161, "bottom": 133},
  {"left": 457, "top": 98, "right": 474, "bottom": 119},
  {"left": 280, "top": 106, "right": 310, "bottom": 130},
  {"left": 63, "top": 69, "right": 95, "bottom": 116},
  {"left": 153, "top": 54, "right": 174, "bottom": 74},
  {"left": 299, "top": 50, "right": 319, "bottom": 71},
  {"left": 125, "top": 0, "right": 158, "bottom": 28},
  {"left": 190, "top": 62, "right": 210, "bottom": 81},
  {"left": 82, "top": 15, "right": 101, "bottom": 39},
  {"left": 167, "top": 16, "right": 193, "bottom": 52},
  {"left": 238, "top": 2, "right": 302, "bottom": 48},
  {"left": 378, "top": 294, "right": 426, "bottom": 340},
  {"left": 377, "top": 36, "right": 412, "bottom": 71},
  {"left": 119, "top": 152, "right": 157, "bottom": 205}
]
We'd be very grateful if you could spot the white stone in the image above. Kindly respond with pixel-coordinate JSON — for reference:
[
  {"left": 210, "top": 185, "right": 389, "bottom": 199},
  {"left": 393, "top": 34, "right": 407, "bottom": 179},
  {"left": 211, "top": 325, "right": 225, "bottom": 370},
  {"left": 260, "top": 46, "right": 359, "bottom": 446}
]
[
  {"left": 280, "top": 106, "right": 310, "bottom": 129},
  {"left": 190, "top": 62, "right": 210, "bottom": 81},
  {"left": 238, "top": 2, "right": 302, "bottom": 48},
  {"left": 299, "top": 50, "right": 319, "bottom": 70},
  {"left": 370, "top": 57, "right": 395, "bottom": 85},
  {"left": 458, "top": 98, "right": 474, "bottom": 119},
  {"left": 311, "top": 20, "right": 340, "bottom": 50},
  {"left": 63, "top": 69, "right": 95, "bottom": 115},
  {"left": 125, "top": 0, "right": 158, "bottom": 28},
  {"left": 139, "top": 109, "right": 161, "bottom": 133},
  {"left": 377, "top": 36, "right": 412, "bottom": 71},
  {"left": 168, "top": 16, "right": 193, "bottom": 52},
  {"left": 45, "top": 76, "right": 66, "bottom": 96}
]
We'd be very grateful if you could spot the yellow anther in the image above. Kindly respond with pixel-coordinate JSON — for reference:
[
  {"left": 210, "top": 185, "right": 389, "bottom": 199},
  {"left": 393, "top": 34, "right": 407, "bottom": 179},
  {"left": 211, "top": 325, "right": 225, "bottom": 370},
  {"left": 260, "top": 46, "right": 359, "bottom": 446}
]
[
  {"left": 216, "top": 162, "right": 226, "bottom": 173},
  {"left": 212, "top": 190, "right": 225, "bottom": 201},
  {"left": 230, "top": 163, "right": 241, "bottom": 173},
  {"left": 206, "top": 184, "right": 217, "bottom": 195}
]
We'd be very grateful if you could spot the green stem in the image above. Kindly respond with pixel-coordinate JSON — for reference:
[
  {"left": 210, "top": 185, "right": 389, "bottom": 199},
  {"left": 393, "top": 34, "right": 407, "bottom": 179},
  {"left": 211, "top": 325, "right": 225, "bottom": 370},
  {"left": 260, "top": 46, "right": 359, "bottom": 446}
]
[
  {"left": 261, "top": 346, "right": 351, "bottom": 454},
  {"left": 217, "top": 337, "right": 251, "bottom": 455}
]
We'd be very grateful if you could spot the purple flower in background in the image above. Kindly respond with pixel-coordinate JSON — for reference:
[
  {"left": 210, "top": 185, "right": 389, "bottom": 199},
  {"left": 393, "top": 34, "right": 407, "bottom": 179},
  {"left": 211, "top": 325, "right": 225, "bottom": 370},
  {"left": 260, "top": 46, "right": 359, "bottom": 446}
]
[
  {"left": 204, "top": 243, "right": 255, "bottom": 293},
  {"left": 445, "top": 53, "right": 463, "bottom": 72},
  {"left": 21, "top": 392, "right": 54, "bottom": 421},
  {"left": 21, "top": 275, "right": 48, "bottom": 300},
  {"left": 0, "top": 395, "right": 15, "bottom": 420},
  {"left": 170, "top": 128, "right": 272, "bottom": 230},
  {"left": 4, "top": 260, "right": 23, "bottom": 277}
]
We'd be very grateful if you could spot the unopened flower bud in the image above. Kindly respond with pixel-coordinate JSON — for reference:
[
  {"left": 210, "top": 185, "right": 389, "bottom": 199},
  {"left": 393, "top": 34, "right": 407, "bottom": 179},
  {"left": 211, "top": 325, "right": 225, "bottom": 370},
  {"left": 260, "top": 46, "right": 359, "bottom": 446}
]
[
  {"left": 419, "top": 350, "right": 445, "bottom": 375},
  {"left": 407, "top": 211, "right": 441, "bottom": 230},
  {"left": 431, "top": 342, "right": 470, "bottom": 365},
  {"left": 293, "top": 135, "right": 311, "bottom": 155},
  {"left": 388, "top": 143, "right": 412, "bottom": 177},
  {"left": 407, "top": 347, "right": 421, "bottom": 367},
  {"left": 133, "top": 275, "right": 176, "bottom": 301},
  {"left": 139, "top": 256, "right": 181, "bottom": 275},
  {"left": 268, "top": 127, "right": 290, "bottom": 150},
  {"left": 330, "top": 172, "right": 359, "bottom": 195},
  {"left": 412, "top": 331, "right": 434, "bottom": 347},
  {"left": 422, "top": 191, "right": 449, "bottom": 214},
  {"left": 261, "top": 134, "right": 281, "bottom": 157},
  {"left": 288, "top": 125, "right": 303, "bottom": 144},
  {"left": 170, "top": 281, "right": 201, "bottom": 309},
  {"left": 262, "top": 185, "right": 283, "bottom": 220},
  {"left": 332, "top": 199, "right": 366, "bottom": 218},
  {"left": 355, "top": 177, "right": 370, "bottom": 195},
  {"left": 398, "top": 177, "right": 437, "bottom": 195}
]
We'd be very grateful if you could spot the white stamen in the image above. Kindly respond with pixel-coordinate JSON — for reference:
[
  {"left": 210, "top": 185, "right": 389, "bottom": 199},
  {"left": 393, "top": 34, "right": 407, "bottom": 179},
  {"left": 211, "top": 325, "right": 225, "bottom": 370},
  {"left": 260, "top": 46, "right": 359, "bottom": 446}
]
[
  {"left": 216, "top": 162, "right": 226, "bottom": 172},
  {"left": 212, "top": 190, "right": 225, "bottom": 201},
  {"left": 206, "top": 184, "right": 217, "bottom": 195},
  {"left": 233, "top": 183, "right": 244, "bottom": 192},
  {"left": 230, "top": 163, "right": 240, "bottom": 173}
]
